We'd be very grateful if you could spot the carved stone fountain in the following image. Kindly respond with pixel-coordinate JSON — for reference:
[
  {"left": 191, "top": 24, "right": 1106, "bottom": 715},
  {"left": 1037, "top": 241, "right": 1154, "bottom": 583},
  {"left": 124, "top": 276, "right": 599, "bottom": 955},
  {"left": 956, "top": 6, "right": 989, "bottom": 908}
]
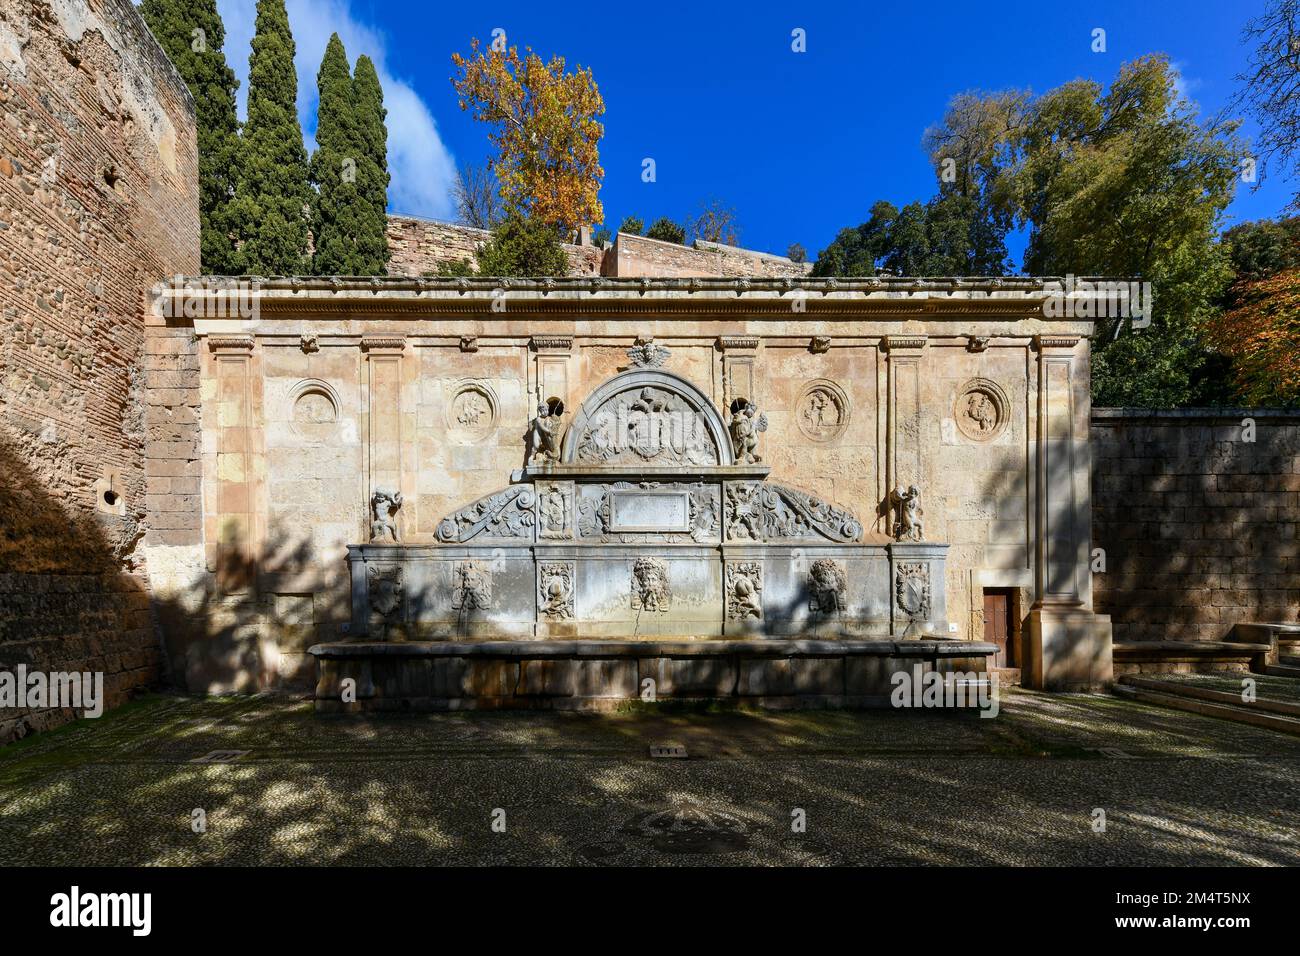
[{"left": 314, "top": 364, "right": 995, "bottom": 710}]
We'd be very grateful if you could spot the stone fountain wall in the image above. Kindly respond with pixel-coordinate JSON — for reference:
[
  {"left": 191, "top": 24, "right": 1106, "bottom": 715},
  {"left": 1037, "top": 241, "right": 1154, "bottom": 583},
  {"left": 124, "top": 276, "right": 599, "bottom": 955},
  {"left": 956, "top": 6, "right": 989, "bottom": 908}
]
[{"left": 161, "top": 278, "right": 1112, "bottom": 692}]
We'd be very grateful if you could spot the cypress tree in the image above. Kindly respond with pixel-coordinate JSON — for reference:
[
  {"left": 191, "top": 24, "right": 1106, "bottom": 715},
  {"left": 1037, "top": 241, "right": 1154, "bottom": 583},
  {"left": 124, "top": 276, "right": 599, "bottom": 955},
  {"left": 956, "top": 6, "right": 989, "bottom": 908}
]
[
  {"left": 310, "top": 33, "right": 364, "bottom": 275},
  {"left": 139, "top": 0, "right": 241, "bottom": 274},
  {"left": 352, "top": 55, "right": 391, "bottom": 275},
  {"left": 229, "top": 0, "right": 311, "bottom": 274}
]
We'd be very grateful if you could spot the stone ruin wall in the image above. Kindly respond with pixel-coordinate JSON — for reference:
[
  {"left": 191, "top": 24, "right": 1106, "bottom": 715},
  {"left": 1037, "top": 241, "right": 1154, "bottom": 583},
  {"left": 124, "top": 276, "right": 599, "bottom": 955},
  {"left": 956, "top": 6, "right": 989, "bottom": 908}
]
[
  {"left": 386, "top": 215, "right": 603, "bottom": 278},
  {"left": 384, "top": 217, "right": 811, "bottom": 280},
  {"left": 0, "top": 0, "right": 199, "bottom": 743},
  {"left": 1091, "top": 409, "right": 1300, "bottom": 643}
]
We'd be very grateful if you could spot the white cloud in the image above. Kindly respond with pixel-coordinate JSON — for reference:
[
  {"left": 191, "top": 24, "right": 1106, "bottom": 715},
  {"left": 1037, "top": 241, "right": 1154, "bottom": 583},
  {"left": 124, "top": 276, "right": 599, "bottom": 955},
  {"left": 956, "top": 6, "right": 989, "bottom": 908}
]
[{"left": 216, "top": 0, "right": 456, "bottom": 219}]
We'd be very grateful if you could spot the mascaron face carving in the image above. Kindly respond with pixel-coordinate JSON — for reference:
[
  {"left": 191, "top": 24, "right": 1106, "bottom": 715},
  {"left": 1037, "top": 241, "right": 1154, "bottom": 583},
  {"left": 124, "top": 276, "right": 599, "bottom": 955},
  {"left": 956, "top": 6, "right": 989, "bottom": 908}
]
[
  {"left": 452, "top": 561, "right": 493, "bottom": 611},
  {"left": 808, "top": 559, "right": 847, "bottom": 615},
  {"left": 631, "top": 557, "right": 671, "bottom": 612}
]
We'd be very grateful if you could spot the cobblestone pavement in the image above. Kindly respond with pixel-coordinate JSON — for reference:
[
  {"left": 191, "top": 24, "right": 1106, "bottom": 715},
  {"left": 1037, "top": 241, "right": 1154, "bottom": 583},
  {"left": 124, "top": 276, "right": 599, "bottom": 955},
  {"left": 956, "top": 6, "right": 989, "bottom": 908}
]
[{"left": 0, "top": 688, "right": 1296, "bottom": 866}]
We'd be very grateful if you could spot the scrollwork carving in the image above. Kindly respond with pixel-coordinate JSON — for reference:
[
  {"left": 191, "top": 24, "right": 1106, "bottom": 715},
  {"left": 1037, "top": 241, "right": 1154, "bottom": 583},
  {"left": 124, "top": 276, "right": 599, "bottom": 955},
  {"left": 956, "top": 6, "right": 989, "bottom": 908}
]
[{"left": 436, "top": 486, "right": 536, "bottom": 542}]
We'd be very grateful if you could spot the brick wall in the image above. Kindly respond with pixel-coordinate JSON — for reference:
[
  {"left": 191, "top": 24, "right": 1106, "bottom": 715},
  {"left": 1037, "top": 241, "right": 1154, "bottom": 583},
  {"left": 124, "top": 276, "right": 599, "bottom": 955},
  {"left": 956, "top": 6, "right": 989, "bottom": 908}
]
[
  {"left": 0, "top": 0, "right": 199, "bottom": 742},
  {"left": 609, "top": 233, "right": 813, "bottom": 278},
  {"left": 386, "top": 214, "right": 602, "bottom": 277},
  {"left": 1091, "top": 409, "right": 1300, "bottom": 643}
]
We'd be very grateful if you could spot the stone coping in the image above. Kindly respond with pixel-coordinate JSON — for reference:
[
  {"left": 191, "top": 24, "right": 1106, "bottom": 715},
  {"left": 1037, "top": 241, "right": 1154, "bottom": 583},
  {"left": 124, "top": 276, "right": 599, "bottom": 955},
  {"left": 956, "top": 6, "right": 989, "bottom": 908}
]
[
  {"left": 308, "top": 639, "right": 999, "bottom": 659},
  {"left": 516, "top": 464, "right": 771, "bottom": 482},
  {"left": 1093, "top": 407, "right": 1300, "bottom": 424},
  {"left": 1112, "top": 641, "right": 1268, "bottom": 658}
]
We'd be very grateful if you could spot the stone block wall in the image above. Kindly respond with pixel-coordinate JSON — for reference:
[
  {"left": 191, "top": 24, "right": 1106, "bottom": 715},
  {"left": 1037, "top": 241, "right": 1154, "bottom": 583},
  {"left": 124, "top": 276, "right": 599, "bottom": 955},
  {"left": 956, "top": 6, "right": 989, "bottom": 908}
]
[
  {"left": 0, "top": 0, "right": 199, "bottom": 742},
  {"left": 386, "top": 215, "right": 602, "bottom": 277},
  {"left": 1091, "top": 409, "right": 1300, "bottom": 642},
  {"left": 609, "top": 233, "right": 813, "bottom": 278}
]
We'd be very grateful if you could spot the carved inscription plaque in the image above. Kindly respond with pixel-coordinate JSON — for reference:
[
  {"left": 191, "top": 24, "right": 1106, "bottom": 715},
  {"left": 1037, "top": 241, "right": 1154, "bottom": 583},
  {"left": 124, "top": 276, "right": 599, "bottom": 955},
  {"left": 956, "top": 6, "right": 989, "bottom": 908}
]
[{"left": 609, "top": 490, "right": 691, "bottom": 533}]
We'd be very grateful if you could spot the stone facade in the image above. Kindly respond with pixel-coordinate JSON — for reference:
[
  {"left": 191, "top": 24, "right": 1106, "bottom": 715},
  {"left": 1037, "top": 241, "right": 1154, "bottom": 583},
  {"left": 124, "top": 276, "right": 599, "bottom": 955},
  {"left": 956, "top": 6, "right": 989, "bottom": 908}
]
[
  {"left": 384, "top": 216, "right": 809, "bottom": 280},
  {"left": 1092, "top": 408, "right": 1300, "bottom": 642},
  {"left": 158, "top": 276, "right": 1113, "bottom": 695},
  {"left": 386, "top": 214, "right": 603, "bottom": 278},
  {"left": 607, "top": 233, "right": 813, "bottom": 279},
  {"left": 0, "top": 0, "right": 199, "bottom": 742}
]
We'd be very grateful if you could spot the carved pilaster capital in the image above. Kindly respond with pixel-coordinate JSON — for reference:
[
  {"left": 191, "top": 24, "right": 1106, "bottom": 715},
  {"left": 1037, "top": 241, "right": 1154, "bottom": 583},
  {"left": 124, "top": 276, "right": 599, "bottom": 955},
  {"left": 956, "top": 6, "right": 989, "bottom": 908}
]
[
  {"left": 361, "top": 335, "right": 405, "bottom": 353},
  {"left": 207, "top": 334, "right": 254, "bottom": 353},
  {"left": 1033, "top": 334, "right": 1081, "bottom": 352},
  {"left": 883, "top": 334, "right": 927, "bottom": 354},
  {"left": 716, "top": 335, "right": 759, "bottom": 353},
  {"left": 530, "top": 334, "right": 574, "bottom": 353}
]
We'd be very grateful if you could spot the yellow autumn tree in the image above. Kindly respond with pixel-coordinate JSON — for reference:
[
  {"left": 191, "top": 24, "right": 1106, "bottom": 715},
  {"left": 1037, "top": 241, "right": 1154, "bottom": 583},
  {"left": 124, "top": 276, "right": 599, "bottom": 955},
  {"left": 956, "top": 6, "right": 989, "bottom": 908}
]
[
  {"left": 451, "top": 39, "right": 604, "bottom": 235},
  {"left": 1206, "top": 268, "right": 1300, "bottom": 405}
]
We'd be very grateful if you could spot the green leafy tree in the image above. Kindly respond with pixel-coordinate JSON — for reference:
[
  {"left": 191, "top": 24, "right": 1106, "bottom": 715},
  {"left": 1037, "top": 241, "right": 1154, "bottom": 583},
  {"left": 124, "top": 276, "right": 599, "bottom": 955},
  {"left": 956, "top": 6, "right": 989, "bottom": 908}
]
[
  {"left": 352, "top": 55, "right": 391, "bottom": 274},
  {"left": 619, "top": 216, "right": 644, "bottom": 236},
  {"left": 310, "top": 34, "right": 364, "bottom": 274},
  {"left": 1009, "top": 56, "right": 1243, "bottom": 405},
  {"left": 229, "top": 0, "right": 311, "bottom": 274},
  {"left": 786, "top": 242, "right": 807, "bottom": 263},
  {"left": 1223, "top": 216, "right": 1300, "bottom": 283},
  {"left": 139, "top": 0, "right": 241, "bottom": 273},
  {"left": 645, "top": 217, "right": 686, "bottom": 244},
  {"left": 811, "top": 200, "right": 898, "bottom": 276},
  {"left": 475, "top": 213, "right": 569, "bottom": 276}
]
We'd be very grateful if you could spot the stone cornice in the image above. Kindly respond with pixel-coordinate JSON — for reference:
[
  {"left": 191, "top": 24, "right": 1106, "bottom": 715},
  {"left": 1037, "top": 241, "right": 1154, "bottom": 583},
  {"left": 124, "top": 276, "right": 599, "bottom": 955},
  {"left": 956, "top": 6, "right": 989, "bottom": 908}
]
[
  {"left": 716, "top": 334, "right": 759, "bottom": 352},
  {"left": 162, "top": 275, "right": 1129, "bottom": 319},
  {"left": 361, "top": 335, "right": 406, "bottom": 352},
  {"left": 530, "top": 334, "right": 574, "bottom": 352},
  {"left": 1033, "top": 334, "right": 1082, "bottom": 351}
]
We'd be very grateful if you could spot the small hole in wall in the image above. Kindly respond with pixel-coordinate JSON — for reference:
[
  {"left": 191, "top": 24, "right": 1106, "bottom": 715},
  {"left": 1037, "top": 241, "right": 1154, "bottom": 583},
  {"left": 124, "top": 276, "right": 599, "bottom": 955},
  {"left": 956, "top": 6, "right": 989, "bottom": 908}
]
[{"left": 102, "top": 489, "right": 119, "bottom": 507}]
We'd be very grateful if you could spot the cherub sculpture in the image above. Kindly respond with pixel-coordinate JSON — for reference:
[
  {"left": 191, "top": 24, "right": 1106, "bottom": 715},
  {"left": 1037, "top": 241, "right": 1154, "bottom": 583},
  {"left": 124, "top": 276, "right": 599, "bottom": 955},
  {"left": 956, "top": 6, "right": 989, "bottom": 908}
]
[
  {"left": 728, "top": 398, "right": 768, "bottom": 464},
  {"left": 369, "top": 488, "right": 403, "bottom": 542},
  {"left": 526, "top": 397, "right": 566, "bottom": 464},
  {"left": 888, "top": 485, "right": 924, "bottom": 541}
]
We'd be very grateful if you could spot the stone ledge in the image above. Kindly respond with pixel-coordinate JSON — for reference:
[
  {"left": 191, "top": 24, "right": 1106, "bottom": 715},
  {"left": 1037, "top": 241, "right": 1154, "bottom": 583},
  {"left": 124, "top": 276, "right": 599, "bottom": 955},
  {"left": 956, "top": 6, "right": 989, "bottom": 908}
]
[{"left": 309, "top": 639, "right": 999, "bottom": 659}]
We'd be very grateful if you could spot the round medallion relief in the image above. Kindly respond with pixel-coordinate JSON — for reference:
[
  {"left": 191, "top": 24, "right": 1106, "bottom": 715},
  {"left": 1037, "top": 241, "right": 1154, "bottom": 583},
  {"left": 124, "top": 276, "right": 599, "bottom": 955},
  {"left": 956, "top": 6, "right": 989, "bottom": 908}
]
[
  {"left": 289, "top": 381, "right": 340, "bottom": 442},
  {"left": 954, "top": 378, "right": 1010, "bottom": 442},
  {"left": 447, "top": 382, "right": 498, "bottom": 442},
  {"left": 795, "top": 379, "right": 850, "bottom": 442}
]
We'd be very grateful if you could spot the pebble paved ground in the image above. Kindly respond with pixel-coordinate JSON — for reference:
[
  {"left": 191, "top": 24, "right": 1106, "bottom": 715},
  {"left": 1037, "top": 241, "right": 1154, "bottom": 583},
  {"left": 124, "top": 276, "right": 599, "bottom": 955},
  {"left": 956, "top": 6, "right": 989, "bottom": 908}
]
[{"left": 0, "top": 688, "right": 1296, "bottom": 866}]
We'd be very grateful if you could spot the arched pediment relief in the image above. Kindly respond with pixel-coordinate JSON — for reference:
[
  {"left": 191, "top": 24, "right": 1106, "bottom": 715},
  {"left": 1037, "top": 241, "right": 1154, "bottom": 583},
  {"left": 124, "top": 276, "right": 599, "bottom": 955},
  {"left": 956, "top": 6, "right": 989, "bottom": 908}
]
[{"left": 561, "top": 369, "right": 733, "bottom": 466}]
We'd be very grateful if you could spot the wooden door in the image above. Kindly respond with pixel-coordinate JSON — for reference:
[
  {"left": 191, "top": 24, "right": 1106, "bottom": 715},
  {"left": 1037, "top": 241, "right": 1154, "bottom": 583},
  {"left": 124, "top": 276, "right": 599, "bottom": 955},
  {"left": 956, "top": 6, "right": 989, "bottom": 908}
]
[{"left": 983, "top": 590, "right": 1012, "bottom": 667}]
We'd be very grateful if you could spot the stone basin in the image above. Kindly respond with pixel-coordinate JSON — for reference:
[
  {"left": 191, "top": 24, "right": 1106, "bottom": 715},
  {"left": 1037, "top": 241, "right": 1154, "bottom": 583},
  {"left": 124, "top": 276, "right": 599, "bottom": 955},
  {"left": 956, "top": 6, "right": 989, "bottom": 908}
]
[{"left": 308, "top": 637, "right": 1000, "bottom": 712}]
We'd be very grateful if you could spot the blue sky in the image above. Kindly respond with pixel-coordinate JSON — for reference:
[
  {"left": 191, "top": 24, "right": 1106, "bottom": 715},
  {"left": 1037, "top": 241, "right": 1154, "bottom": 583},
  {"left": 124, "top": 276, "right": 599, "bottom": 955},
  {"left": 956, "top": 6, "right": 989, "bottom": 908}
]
[{"left": 215, "top": 0, "right": 1289, "bottom": 269}]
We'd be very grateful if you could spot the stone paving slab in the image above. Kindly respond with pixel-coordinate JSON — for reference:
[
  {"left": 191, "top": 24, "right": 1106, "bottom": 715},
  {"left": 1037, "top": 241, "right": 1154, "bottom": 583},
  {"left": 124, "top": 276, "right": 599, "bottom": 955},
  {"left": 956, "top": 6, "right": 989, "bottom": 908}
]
[{"left": 0, "top": 689, "right": 1296, "bottom": 866}]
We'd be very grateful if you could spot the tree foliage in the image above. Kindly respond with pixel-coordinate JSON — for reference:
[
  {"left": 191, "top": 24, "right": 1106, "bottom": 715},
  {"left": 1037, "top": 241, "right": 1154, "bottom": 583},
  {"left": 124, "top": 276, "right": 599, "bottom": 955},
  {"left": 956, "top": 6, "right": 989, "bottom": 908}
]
[
  {"left": 310, "top": 34, "right": 366, "bottom": 274},
  {"left": 351, "top": 55, "right": 391, "bottom": 274},
  {"left": 1233, "top": 0, "right": 1300, "bottom": 207},
  {"left": 454, "top": 163, "right": 504, "bottom": 229},
  {"left": 229, "top": 0, "right": 311, "bottom": 274},
  {"left": 451, "top": 39, "right": 604, "bottom": 234},
  {"left": 1206, "top": 268, "right": 1300, "bottom": 404},
  {"left": 618, "top": 216, "right": 644, "bottom": 236},
  {"left": 690, "top": 200, "right": 740, "bottom": 245},
  {"left": 645, "top": 217, "right": 686, "bottom": 244},
  {"left": 474, "top": 213, "right": 570, "bottom": 276},
  {"left": 139, "top": 0, "right": 241, "bottom": 274}
]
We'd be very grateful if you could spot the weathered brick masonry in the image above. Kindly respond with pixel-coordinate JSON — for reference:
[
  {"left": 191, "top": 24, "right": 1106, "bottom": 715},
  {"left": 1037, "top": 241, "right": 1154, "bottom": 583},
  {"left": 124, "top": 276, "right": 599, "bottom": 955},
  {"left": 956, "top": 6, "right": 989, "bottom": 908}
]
[
  {"left": 1091, "top": 409, "right": 1300, "bottom": 643},
  {"left": 0, "top": 0, "right": 199, "bottom": 742}
]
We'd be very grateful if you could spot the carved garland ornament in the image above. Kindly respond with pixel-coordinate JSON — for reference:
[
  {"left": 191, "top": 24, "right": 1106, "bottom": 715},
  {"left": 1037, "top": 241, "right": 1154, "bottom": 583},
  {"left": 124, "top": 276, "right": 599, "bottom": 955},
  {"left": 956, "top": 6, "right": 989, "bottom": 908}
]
[
  {"left": 725, "top": 562, "right": 763, "bottom": 621},
  {"left": 538, "top": 562, "right": 575, "bottom": 620},
  {"left": 723, "top": 482, "right": 863, "bottom": 543},
  {"left": 437, "top": 486, "right": 536, "bottom": 543}
]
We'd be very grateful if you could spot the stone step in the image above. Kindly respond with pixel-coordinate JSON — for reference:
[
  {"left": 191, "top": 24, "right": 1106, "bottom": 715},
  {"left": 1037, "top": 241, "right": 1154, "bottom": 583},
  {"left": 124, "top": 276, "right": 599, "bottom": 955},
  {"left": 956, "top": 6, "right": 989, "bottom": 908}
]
[
  {"left": 1118, "top": 676, "right": 1300, "bottom": 719},
  {"left": 1266, "top": 664, "right": 1300, "bottom": 678},
  {"left": 1112, "top": 683, "right": 1300, "bottom": 737}
]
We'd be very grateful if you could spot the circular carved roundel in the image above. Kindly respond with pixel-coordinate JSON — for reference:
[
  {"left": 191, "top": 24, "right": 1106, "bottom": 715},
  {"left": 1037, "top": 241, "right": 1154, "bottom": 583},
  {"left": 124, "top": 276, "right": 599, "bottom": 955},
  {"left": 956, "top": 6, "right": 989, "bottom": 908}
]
[
  {"left": 446, "top": 382, "right": 498, "bottom": 442},
  {"left": 795, "top": 379, "right": 850, "bottom": 442},
  {"left": 954, "top": 378, "right": 1010, "bottom": 442}
]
